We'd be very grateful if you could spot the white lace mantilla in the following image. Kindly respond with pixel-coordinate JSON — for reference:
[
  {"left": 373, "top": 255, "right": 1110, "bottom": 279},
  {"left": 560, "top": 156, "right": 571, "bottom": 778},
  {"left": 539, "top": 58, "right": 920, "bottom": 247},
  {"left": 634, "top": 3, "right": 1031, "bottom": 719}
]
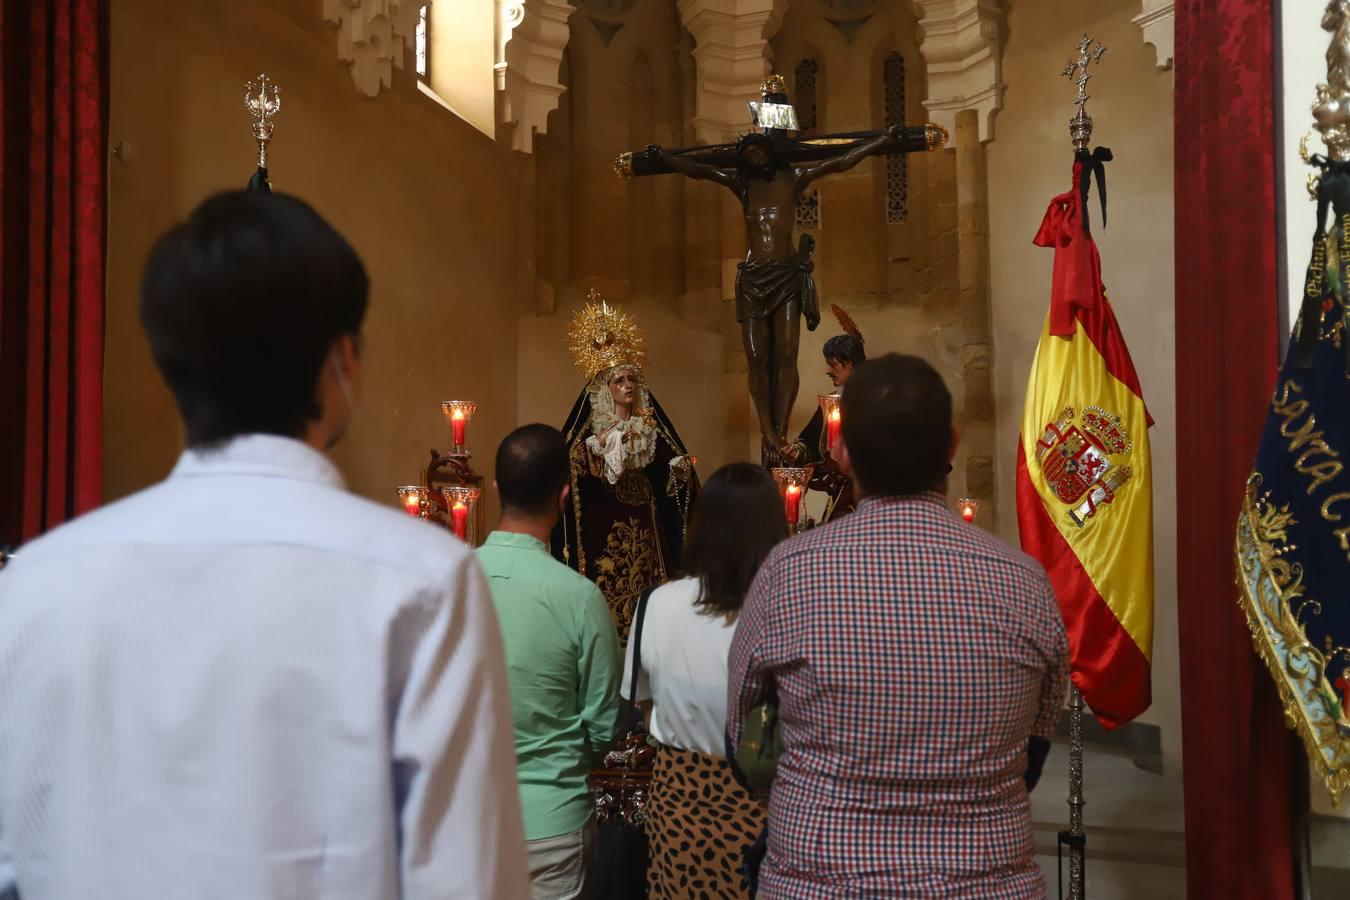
[{"left": 586, "top": 366, "right": 657, "bottom": 484}]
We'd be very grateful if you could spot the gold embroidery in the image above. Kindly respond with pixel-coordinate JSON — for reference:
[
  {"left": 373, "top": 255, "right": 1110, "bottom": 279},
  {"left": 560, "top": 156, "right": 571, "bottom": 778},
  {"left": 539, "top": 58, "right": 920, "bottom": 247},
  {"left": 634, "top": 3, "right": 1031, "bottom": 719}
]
[
  {"left": 568, "top": 439, "right": 589, "bottom": 576},
  {"left": 1308, "top": 240, "right": 1328, "bottom": 299},
  {"left": 1322, "top": 491, "right": 1350, "bottom": 521},
  {"left": 1236, "top": 474, "right": 1350, "bottom": 804},
  {"left": 615, "top": 470, "right": 652, "bottom": 507},
  {"left": 595, "top": 517, "right": 662, "bottom": 644},
  {"left": 1271, "top": 382, "right": 1348, "bottom": 499}
]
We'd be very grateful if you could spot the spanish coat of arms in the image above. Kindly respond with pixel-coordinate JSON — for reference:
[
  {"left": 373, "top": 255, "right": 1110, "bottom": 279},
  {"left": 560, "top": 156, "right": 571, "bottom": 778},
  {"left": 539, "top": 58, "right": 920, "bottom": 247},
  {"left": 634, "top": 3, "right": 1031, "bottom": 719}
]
[{"left": 1033, "top": 405, "right": 1134, "bottom": 527}]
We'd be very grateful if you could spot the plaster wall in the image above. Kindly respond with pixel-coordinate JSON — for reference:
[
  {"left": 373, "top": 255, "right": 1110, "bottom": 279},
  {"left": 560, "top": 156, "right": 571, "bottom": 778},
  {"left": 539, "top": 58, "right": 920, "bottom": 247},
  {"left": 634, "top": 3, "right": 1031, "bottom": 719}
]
[{"left": 106, "top": 0, "right": 522, "bottom": 517}]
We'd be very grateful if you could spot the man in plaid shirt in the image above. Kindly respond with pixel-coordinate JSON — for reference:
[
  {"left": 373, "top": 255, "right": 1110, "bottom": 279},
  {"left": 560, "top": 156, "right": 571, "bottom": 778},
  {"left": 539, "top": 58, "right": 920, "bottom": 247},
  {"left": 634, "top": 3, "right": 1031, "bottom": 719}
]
[{"left": 728, "top": 354, "right": 1069, "bottom": 898}]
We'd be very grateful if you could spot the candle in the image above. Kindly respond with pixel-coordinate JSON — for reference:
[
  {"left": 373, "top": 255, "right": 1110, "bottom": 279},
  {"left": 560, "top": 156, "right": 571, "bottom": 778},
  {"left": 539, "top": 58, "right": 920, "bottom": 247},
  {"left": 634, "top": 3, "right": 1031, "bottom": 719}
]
[
  {"left": 960, "top": 500, "right": 977, "bottom": 523},
  {"left": 451, "top": 408, "right": 466, "bottom": 448},
  {"left": 785, "top": 484, "right": 802, "bottom": 527},
  {"left": 401, "top": 492, "right": 422, "bottom": 517},
  {"left": 451, "top": 501, "right": 469, "bottom": 539},
  {"left": 826, "top": 408, "right": 842, "bottom": 455}
]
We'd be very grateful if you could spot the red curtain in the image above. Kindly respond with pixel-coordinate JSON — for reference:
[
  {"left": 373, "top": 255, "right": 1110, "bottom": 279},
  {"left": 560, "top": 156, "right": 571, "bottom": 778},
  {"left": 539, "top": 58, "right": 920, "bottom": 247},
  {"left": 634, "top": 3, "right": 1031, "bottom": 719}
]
[
  {"left": 1175, "top": 0, "right": 1295, "bottom": 897},
  {"left": 0, "top": 0, "right": 108, "bottom": 547}
]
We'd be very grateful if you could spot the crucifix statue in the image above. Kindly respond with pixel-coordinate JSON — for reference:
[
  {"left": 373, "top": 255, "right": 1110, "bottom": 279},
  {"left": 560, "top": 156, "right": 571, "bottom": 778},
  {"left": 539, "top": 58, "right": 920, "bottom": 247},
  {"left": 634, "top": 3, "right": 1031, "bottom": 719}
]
[{"left": 616, "top": 75, "right": 947, "bottom": 461}]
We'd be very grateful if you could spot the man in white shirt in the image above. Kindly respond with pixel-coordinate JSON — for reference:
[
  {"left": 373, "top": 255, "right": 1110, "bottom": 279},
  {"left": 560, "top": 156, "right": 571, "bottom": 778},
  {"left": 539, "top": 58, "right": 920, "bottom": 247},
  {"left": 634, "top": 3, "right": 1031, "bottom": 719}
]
[{"left": 0, "top": 191, "right": 529, "bottom": 899}]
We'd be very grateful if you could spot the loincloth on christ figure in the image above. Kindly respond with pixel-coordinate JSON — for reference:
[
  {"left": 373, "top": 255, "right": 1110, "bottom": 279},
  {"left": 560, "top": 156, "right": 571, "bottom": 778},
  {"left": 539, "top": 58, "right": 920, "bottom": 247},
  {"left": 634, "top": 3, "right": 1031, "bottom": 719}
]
[{"left": 734, "top": 235, "right": 819, "bottom": 327}]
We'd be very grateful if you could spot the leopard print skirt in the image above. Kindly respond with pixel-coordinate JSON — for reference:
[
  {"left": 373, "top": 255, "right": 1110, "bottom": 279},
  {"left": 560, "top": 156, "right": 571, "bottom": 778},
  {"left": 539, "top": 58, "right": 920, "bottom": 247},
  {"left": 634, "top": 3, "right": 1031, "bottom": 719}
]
[{"left": 646, "top": 744, "right": 766, "bottom": 899}]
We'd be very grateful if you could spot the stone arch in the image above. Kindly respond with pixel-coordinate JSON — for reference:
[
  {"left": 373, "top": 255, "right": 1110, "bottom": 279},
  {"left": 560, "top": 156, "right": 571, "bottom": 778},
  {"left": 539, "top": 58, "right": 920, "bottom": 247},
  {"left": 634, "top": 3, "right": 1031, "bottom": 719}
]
[
  {"left": 496, "top": 0, "right": 576, "bottom": 152},
  {"left": 910, "top": 0, "right": 1004, "bottom": 142}
]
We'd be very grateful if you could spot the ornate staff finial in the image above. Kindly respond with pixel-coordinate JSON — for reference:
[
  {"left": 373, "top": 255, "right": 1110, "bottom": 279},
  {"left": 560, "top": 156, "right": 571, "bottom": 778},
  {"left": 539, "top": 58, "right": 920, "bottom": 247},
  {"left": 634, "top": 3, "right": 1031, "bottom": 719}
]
[
  {"left": 1063, "top": 34, "right": 1107, "bottom": 151},
  {"left": 1313, "top": 0, "right": 1350, "bottom": 162},
  {"left": 243, "top": 74, "right": 282, "bottom": 169}
]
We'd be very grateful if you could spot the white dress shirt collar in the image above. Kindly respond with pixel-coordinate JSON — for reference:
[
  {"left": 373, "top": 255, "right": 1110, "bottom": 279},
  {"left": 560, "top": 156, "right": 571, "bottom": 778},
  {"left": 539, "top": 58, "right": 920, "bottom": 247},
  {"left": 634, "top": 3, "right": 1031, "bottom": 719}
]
[{"left": 170, "top": 433, "right": 345, "bottom": 491}]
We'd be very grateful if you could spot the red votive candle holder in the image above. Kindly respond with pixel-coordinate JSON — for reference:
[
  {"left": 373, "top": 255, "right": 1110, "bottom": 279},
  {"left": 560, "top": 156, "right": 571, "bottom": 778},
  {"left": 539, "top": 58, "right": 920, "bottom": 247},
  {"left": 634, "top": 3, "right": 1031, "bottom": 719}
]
[
  {"left": 958, "top": 498, "right": 978, "bottom": 524},
  {"left": 818, "top": 393, "right": 842, "bottom": 456},
  {"left": 397, "top": 485, "right": 428, "bottom": 519},
  {"left": 440, "top": 485, "right": 482, "bottom": 546},
  {"left": 770, "top": 466, "right": 813, "bottom": 535},
  {"left": 441, "top": 401, "right": 478, "bottom": 454}
]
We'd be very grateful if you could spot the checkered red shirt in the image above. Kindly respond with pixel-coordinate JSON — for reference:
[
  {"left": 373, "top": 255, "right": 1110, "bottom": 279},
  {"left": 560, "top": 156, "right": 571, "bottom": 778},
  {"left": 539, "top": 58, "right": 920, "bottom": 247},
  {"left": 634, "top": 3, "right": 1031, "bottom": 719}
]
[{"left": 728, "top": 493, "right": 1069, "bottom": 898}]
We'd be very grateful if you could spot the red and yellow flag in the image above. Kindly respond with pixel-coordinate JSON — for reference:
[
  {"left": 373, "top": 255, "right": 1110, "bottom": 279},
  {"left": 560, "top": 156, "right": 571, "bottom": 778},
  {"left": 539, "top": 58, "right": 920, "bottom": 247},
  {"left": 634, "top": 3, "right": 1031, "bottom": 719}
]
[{"left": 1016, "top": 163, "right": 1154, "bottom": 729}]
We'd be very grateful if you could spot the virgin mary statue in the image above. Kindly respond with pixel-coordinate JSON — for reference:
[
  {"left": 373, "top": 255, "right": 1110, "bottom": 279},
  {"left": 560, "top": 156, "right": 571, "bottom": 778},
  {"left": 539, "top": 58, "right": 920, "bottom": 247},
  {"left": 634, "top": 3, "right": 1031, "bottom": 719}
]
[{"left": 551, "top": 293, "right": 699, "bottom": 643}]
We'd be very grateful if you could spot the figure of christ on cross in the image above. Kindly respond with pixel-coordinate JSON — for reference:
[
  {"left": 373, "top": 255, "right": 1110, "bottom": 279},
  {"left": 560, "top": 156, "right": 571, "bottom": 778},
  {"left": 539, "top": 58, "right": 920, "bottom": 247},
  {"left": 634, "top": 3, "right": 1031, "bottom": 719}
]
[{"left": 646, "top": 124, "right": 911, "bottom": 460}]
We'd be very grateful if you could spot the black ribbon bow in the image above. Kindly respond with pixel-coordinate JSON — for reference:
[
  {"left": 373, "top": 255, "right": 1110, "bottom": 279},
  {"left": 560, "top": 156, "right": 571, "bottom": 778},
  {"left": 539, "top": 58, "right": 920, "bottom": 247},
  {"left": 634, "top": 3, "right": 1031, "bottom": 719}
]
[
  {"left": 1294, "top": 156, "right": 1350, "bottom": 371},
  {"left": 1075, "top": 147, "right": 1111, "bottom": 235}
]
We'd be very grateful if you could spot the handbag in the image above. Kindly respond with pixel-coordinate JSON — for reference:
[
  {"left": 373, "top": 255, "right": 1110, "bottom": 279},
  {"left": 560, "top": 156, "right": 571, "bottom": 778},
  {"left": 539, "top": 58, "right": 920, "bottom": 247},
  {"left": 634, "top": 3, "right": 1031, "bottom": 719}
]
[
  {"left": 589, "top": 587, "right": 656, "bottom": 899},
  {"left": 735, "top": 701, "right": 780, "bottom": 795}
]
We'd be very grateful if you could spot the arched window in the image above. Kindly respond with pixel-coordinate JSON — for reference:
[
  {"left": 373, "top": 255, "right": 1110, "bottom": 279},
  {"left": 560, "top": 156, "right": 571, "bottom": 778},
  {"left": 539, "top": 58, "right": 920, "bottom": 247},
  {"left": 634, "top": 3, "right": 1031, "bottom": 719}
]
[
  {"left": 795, "top": 58, "right": 821, "bottom": 232},
  {"left": 794, "top": 58, "right": 819, "bottom": 132},
  {"left": 415, "top": 4, "right": 430, "bottom": 79},
  {"left": 883, "top": 51, "right": 907, "bottom": 223},
  {"left": 425, "top": 0, "right": 495, "bottom": 136}
]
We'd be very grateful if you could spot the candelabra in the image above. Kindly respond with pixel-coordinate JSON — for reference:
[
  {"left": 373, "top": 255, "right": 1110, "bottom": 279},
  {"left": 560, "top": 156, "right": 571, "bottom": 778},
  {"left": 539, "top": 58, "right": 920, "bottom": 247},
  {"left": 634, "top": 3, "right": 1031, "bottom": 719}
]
[{"left": 393, "top": 399, "right": 487, "bottom": 546}]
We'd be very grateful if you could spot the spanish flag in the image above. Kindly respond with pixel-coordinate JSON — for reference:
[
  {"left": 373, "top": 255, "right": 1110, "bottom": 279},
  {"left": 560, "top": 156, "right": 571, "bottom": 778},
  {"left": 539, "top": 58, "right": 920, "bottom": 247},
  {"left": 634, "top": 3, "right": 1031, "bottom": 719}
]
[{"left": 1016, "top": 158, "right": 1154, "bottom": 729}]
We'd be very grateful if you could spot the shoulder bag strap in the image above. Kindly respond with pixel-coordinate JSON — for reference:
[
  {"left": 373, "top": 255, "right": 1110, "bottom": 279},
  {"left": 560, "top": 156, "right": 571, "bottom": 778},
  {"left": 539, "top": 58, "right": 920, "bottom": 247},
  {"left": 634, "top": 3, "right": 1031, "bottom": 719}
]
[{"left": 627, "top": 587, "right": 656, "bottom": 725}]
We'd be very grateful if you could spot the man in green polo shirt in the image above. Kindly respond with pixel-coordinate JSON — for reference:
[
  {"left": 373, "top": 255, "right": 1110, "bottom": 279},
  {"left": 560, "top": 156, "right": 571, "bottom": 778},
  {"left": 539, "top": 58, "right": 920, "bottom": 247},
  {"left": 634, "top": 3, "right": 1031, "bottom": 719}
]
[{"left": 478, "top": 424, "right": 622, "bottom": 899}]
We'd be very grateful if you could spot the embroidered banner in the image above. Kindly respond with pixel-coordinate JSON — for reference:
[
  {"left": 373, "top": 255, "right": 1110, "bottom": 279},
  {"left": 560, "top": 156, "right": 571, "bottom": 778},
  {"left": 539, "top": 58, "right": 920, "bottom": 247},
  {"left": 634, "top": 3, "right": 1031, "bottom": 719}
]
[{"left": 1237, "top": 200, "right": 1350, "bottom": 803}]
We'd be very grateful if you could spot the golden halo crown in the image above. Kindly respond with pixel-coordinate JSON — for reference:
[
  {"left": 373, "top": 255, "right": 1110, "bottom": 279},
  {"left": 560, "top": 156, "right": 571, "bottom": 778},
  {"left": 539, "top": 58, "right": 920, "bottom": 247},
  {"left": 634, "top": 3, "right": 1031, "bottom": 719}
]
[
  {"left": 761, "top": 73, "right": 787, "bottom": 96},
  {"left": 568, "top": 289, "right": 647, "bottom": 379}
]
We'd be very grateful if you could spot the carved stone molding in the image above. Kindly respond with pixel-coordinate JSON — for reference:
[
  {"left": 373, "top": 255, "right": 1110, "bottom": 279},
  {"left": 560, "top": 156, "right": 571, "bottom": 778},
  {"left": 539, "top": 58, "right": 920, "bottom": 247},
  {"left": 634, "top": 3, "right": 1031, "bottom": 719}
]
[
  {"left": 497, "top": 0, "right": 576, "bottom": 153},
  {"left": 323, "top": 0, "right": 423, "bottom": 98},
  {"left": 1133, "top": 0, "right": 1174, "bottom": 71},
  {"left": 913, "top": 0, "right": 1004, "bottom": 143},
  {"left": 676, "top": 0, "right": 787, "bottom": 144}
]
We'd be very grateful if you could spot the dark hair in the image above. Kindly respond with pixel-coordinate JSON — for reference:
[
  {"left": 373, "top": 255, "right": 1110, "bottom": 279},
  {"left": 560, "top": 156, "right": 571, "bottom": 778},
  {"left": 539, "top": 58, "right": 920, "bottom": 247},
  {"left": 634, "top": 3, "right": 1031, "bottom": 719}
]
[
  {"left": 683, "top": 463, "right": 788, "bottom": 616},
  {"left": 822, "top": 333, "right": 866, "bottom": 366},
  {"left": 495, "top": 424, "right": 569, "bottom": 516},
  {"left": 139, "top": 191, "right": 368, "bottom": 448},
  {"left": 735, "top": 132, "right": 778, "bottom": 177},
  {"left": 840, "top": 353, "right": 952, "bottom": 496}
]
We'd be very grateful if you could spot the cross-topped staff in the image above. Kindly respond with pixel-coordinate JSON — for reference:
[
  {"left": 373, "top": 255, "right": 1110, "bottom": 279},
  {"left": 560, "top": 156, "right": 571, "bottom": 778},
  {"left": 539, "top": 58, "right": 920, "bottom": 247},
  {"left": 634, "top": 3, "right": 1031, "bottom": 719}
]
[
  {"left": 1061, "top": 34, "right": 1112, "bottom": 234},
  {"left": 243, "top": 74, "right": 281, "bottom": 192},
  {"left": 1058, "top": 35, "right": 1107, "bottom": 900},
  {"left": 1064, "top": 34, "right": 1106, "bottom": 151}
]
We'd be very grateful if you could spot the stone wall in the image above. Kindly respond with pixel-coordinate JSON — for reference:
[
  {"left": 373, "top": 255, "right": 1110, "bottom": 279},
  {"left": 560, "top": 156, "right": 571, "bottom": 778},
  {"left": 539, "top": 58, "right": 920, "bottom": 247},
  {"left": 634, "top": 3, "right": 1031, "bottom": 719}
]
[
  {"left": 525, "top": 0, "right": 972, "bottom": 479},
  {"left": 106, "top": 0, "right": 523, "bottom": 517},
  {"left": 522, "top": 0, "right": 728, "bottom": 462}
]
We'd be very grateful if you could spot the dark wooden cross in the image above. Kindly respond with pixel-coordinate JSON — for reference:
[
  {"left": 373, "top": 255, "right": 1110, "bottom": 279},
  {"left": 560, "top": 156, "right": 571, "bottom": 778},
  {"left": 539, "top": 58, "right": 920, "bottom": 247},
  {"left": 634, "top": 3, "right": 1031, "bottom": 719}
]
[{"left": 615, "top": 125, "right": 943, "bottom": 178}]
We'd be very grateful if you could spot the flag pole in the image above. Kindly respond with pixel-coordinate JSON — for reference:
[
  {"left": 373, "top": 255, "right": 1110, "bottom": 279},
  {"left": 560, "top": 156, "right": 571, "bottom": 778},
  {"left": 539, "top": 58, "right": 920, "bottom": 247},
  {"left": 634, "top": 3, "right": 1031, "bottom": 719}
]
[
  {"left": 1055, "top": 34, "right": 1107, "bottom": 900},
  {"left": 1062, "top": 687, "right": 1087, "bottom": 900}
]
